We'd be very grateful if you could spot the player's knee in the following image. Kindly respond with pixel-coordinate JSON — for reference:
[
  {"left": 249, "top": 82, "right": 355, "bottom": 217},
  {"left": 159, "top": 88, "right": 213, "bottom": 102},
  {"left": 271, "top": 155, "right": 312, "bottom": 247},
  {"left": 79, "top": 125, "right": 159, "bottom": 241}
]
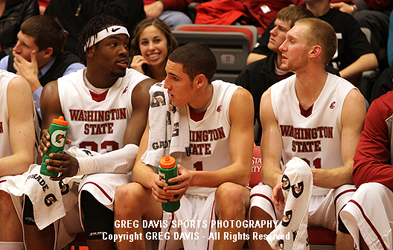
[
  {"left": 0, "top": 191, "right": 15, "bottom": 216},
  {"left": 115, "top": 183, "right": 146, "bottom": 212},
  {"left": 216, "top": 183, "right": 248, "bottom": 216},
  {"left": 116, "top": 183, "right": 141, "bottom": 201}
]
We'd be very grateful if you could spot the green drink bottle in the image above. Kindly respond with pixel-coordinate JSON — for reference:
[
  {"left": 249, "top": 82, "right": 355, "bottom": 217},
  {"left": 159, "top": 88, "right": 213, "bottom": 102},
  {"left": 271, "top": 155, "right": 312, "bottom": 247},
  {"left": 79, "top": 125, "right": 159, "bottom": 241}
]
[
  {"left": 41, "top": 116, "right": 69, "bottom": 177},
  {"left": 159, "top": 156, "right": 180, "bottom": 212}
]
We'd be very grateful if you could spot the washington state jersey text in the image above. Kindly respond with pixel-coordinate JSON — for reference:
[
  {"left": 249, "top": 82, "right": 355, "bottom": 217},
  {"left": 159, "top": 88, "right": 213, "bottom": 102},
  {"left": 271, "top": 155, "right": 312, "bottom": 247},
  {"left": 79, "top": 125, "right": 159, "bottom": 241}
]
[
  {"left": 189, "top": 127, "right": 226, "bottom": 156},
  {"left": 69, "top": 108, "right": 127, "bottom": 135},
  {"left": 280, "top": 125, "right": 333, "bottom": 139},
  {"left": 69, "top": 108, "right": 126, "bottom": 122},
  {"left": 280, "top": 125, "right": 334, "bottom": 153}
]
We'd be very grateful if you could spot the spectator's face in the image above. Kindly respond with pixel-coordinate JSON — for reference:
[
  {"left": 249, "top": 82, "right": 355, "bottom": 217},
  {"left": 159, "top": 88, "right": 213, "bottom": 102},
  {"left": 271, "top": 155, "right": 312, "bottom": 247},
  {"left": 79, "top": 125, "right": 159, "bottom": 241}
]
[
  {"left": 268, "top": 19, "right": 291, "bottom": 53},
  {"left": 139, "top": 25, "right": 168, "bottom": 68},
  {"left": 164, "top": 60, "right": 196, "bottom": 107},
  {"left": 279, "top": 24, "right": 310, "bottom": 72},
  {"left": 13, "top": 32, "right": 41, "bottom": 62},
  {"left": 90, "top": 34, "right": 130, "bottom": 78}
]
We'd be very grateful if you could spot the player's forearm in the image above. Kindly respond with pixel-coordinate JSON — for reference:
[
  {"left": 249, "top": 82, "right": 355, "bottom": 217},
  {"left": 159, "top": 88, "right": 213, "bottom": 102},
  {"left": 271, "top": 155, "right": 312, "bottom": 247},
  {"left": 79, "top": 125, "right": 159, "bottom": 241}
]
[
  {"left": 311, "top": 165, "right": 354, "bottom": 189},
  {"left": 76, "top": 144, "right": 139, "bottom": 175},
  {"left": 261, "top": 163, "right": 283, "bottom": 189},
  {"left": 190, "top": 164, "right": 251, "bottom": 187},
  {"left": 339, "top": 53, "right": 378, "bottom": 80},
  {"left": 0, "top": 153, "right": 34, "bottom": 177},
  {"left": 132, "top": 161, "right": 158, "bottom": 189}
]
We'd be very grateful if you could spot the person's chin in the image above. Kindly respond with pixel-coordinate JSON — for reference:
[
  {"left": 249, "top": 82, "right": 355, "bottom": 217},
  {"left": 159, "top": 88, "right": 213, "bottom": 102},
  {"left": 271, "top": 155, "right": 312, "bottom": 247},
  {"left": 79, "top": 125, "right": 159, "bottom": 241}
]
[{"left": 112, "top": 69, "right": 127, "bottom": 78}]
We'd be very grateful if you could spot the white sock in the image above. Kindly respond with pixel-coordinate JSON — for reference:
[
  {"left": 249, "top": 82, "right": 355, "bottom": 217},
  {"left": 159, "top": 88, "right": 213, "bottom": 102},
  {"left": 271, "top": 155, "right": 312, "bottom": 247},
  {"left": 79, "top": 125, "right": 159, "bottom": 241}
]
[{"left": 0, "top": 241, "right": 24, "bottom": 250}]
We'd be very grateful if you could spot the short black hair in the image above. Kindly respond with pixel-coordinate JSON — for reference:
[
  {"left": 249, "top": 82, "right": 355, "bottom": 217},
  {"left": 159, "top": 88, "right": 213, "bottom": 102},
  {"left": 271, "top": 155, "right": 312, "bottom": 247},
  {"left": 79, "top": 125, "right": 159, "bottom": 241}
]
[
  {"left": 168, "top": 42, "right": 217, "bottom": 83},
  {"left": 77, "top": 14, "right": 126, "bottom": 64}
]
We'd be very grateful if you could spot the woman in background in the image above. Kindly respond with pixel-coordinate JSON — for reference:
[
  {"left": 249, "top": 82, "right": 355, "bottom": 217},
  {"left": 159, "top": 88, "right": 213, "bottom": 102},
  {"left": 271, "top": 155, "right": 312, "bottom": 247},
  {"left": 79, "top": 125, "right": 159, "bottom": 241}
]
[{"left": 130, "top": 18, "right": 178, "bottom": 81}]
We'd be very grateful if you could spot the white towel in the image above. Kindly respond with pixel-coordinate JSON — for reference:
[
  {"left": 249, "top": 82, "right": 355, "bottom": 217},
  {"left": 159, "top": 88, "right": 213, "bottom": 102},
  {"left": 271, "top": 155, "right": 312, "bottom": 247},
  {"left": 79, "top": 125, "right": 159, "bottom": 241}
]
[
  {"left": 142, "top": 81, "right": 189, "bottom": 167},
  {"left": 267, "top": 157, "right": 313, "bottom": 250},
  {"left": 6, "top": 147, "right": 89, "bottom": 230}
]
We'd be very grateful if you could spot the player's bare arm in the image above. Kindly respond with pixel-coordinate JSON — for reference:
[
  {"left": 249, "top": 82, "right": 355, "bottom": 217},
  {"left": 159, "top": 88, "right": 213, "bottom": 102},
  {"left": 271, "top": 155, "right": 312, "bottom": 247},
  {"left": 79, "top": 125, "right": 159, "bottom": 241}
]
[
  {"left": 259, "top": 88, "right": 286, "bottom": 210},
  {"left": 38, "top": 80, "right": 63, "bottom": 157},
  {"left": 124, "top": 78, "right": 156, "bottom": 146},
  {"left": 260, "top": 88, "right": 284, "bottom": 187},
  {"left": 311, "top": 88, "right": 366, "bottom": 188},
  {"left": 131, "top": 122, "right": 174, "bottom": 202},
  {"left": 178, "top": 88, "right": 254, "bottom": 188},
  {"left": 0, "top": 77, "right": 35, "bottom": 177}
]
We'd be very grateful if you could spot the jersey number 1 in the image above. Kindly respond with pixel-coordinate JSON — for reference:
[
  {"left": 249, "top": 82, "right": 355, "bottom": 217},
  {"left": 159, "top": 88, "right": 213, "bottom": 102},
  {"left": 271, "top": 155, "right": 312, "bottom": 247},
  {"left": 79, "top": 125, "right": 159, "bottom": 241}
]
[
  {"left": 193, "top": 161, "right": 203, "bottom": 171},
  {"left": 301, "top": 158, "right": 321, "bottom": 169}
]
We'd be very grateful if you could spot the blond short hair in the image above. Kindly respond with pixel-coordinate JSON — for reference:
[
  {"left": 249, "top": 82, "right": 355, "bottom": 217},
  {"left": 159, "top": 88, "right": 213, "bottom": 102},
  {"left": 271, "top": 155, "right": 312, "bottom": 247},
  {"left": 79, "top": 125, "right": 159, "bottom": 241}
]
[{"left": 294, "top": 18, "right": 337, "bottom": 65}]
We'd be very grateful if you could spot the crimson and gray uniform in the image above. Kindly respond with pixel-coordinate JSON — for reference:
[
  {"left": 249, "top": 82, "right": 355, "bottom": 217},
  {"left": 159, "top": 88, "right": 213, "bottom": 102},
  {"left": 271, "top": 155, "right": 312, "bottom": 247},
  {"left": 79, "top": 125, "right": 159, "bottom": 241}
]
[
  {"left": 7, "top": 68, "right": 149, "bottom": 250},
  {"left": 159, "top": 80, "right": 239, "bottom": 250},
  {"left": 250, "top": 73, "right": 356, "bottom": 231},
  {"left": 58, "top": 68, "right": 148, "bottom": 209}
]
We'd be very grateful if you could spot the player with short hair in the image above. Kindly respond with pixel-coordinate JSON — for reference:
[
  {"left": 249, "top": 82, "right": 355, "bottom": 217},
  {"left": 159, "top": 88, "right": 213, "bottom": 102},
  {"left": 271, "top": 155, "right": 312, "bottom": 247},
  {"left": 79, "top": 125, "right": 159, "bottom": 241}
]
[
  {"left": 114, "top": 42, "right": 254, "bottom": 250},
  {"left": 18, "top": 14, "right": 155, "bottom": 250},
  {"left": 249, "top": 18, "right": 366, "bottom": 250}
]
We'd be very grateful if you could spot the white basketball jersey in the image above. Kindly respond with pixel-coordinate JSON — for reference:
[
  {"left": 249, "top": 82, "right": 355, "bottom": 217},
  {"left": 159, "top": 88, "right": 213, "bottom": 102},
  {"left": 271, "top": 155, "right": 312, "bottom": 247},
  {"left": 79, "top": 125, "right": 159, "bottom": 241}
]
[
  {"left": 0, "top": 70, "right": 19, "bottom": 158},
  {"left": 271, "top": 73, "right": 355, "bottom": 195},
  {"left": 57, "top": 68, "right": 149, "bottom": 154},
  {"left": 180, "top": 80, "right": 239, "bottom": 173}
]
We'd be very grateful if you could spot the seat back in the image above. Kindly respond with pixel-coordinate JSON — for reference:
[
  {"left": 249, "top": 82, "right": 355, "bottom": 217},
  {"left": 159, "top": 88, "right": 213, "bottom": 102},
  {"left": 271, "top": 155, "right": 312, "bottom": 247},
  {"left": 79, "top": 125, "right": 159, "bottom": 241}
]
[
  {"left": 250, "top": 146, "right": 263, "bottom": 188},
  {"left": 172, "top": 24, "right": 258, "bottom": 83}
]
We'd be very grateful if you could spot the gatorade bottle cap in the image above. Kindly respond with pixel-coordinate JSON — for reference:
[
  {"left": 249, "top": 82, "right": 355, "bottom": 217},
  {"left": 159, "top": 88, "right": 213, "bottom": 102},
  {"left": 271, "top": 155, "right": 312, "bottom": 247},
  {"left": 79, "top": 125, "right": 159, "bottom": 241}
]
[
  {"left": 159, "top": 156, "right": 176, "bottom": 169},
  {"left": 52, "top": 116, "right": 68, "bottom": 127}
]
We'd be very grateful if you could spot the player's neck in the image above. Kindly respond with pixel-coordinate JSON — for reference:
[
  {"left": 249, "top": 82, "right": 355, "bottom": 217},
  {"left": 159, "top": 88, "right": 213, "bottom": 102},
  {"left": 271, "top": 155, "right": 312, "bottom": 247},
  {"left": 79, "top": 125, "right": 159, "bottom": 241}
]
[
  {"left": 188, "top": 83, "right": 213, "bottom": 111},
  {"left": 295, "top": 69, "right": 328, "bottom": 110},
  {"left": 85, "top": 68, "right": 118, "bottom": 88}
]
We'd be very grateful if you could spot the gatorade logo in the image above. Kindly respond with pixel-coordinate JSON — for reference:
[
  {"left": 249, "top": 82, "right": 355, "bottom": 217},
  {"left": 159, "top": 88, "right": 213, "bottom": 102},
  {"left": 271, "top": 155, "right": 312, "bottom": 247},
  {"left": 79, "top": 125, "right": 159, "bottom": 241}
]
[
  {"left": 51, "top": 130, "right": 67, "bottom": 147},
  {"left": 44, "top": 194, "right": 58, "bottom": 206},
  {"left": 159, "top": 173, "right": 166, "bottom": 183}
]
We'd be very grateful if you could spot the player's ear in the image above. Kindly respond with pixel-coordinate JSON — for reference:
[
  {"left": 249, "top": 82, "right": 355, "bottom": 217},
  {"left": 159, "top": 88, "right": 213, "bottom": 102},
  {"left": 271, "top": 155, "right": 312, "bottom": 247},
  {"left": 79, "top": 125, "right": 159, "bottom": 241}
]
[
  {"left": 85, "top": 46, "right": 95, "bottom": 58},
  {"left": 310, "top": 45, "right": 322, "bottom": 59},
  {"left": 194, "top": 74, "right": 207, "bottom": 89}
]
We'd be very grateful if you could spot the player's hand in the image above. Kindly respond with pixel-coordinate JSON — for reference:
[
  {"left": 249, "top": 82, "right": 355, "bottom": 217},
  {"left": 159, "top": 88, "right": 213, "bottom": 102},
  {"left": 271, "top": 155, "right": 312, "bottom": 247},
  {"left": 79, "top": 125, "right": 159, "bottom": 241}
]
[
  {"left": 43, "top": 151, "right": 79, "bottom": 181},
  {"left": 151, "top": 175, "right": 176, "bottom": 203},
  {"left": 130, "top": 55, "right": 149, "bottom": 75},
  {"left": 164, "top": 164, "right": 192, "bottom": 201},
  {"left": 330, "top": 2, "right": 353, "bottom": 14},
  {"left": 144, "top": 1, "right": 164, "bottom": 18},
  {"left": 272, "top": 177, "right": 285, "bottom": 212},
  {"left": 38, "top": 129, "right": 71, "bottom": 157}
]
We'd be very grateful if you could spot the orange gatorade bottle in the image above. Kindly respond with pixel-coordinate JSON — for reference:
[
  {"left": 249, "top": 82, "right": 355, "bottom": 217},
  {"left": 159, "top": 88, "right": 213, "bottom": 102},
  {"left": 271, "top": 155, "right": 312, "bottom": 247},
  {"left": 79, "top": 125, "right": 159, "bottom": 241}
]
[
  {"left": 158, "top": 156, "right": 180, "bottom": 212},
  {"left": 40, "top": 116, "right": 69, "bottom": 177}
]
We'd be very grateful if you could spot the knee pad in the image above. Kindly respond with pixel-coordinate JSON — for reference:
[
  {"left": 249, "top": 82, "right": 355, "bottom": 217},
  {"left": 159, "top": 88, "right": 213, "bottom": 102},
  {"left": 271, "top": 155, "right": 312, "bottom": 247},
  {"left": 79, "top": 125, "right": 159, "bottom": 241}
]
[{"left": 81, "top": 191, "right": 114, "bottom": 240}]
